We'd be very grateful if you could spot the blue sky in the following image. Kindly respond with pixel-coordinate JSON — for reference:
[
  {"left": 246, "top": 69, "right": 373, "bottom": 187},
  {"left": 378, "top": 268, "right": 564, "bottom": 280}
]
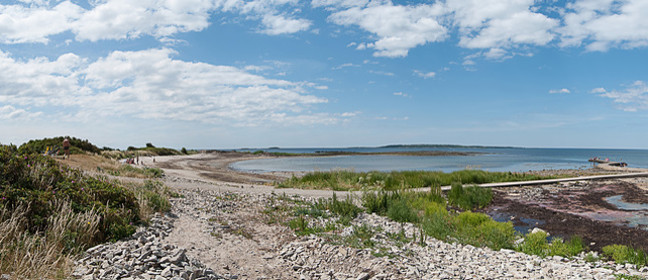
[{"left": 1, "top": 0, "right": 647, "bottom": 149}]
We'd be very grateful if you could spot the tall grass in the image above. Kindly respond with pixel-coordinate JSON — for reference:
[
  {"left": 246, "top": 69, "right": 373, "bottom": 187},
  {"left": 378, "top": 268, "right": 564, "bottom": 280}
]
[
  {"left": 447, "top": 183, "right": 493, "bottom": 210},
  {"left": 0, "top": 144, "right": 173, "bottom": 278},
  {"left": 0, "top": 201, "right": 101, "bottom": 278},
  {"left": 279, "top": 170, "right": 557, "bottom": 191}
]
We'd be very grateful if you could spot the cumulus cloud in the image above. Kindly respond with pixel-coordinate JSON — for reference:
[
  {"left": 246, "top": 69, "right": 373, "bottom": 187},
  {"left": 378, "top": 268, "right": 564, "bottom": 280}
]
[
  {"left": 0, "top": 49, "right": 334, "bottom": 125},
  {"left": 594, "top": 81, "right": 648, "bottom": 112},
  {"left": 559, "top": 0, "right": 648, "bottom": 51},
  {"left": 260, "top": 13, "right": 311, "bottom": 35},
  {"left": 325, "top": 1, "right": 447, "bottom": 57},
  {"left": 549, "top": 88, "right": 570, "bottom": 94},
  {"left": 0, "top": 0, "right": 311, "bottom": 44},
  {"left": 448, "top": 0, "right": 558, "bottom": 59},
  {"left": 0, "top": 1, "right": 82, "bottom": 44}
]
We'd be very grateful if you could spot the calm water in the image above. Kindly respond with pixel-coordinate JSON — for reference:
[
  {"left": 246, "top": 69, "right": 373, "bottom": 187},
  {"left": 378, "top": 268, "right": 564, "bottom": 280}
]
[{"left": 230, "top": 147, "right": 648, "bottom": 173}]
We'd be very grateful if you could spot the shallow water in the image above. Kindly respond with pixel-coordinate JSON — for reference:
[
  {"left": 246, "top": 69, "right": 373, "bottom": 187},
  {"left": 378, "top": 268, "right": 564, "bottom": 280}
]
[
  {"left": 602, "top": 195, "right": 648, "bottom": 229},
  {"left": 489, "top": 211, "right": 546, "bottom": 234},
  {"left": 231, "top": 147, "right": 648, "bottom": 173}
]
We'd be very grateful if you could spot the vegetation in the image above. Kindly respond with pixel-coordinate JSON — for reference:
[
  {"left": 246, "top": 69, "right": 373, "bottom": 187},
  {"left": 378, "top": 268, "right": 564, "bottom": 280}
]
[
  {"left": 515, "top": 231, "right": 584, "bottom": 258},
  {"left": 603, "top": 245, "right": 648, "bottom": 267},
  {"left": 447, "top": 183, "right": 493, "bottom": 210},
  {"left": 0, "top": 144, "right": 172, "bottom": 278},
  {"left": 126, "top": 143, "right": 182, "bottom": 156},
  {"left": 278, "top": 170, "right": 558, "bottom": 191},
  {"left": 18, "top": 136, "right": 101, "bottom": 155}
]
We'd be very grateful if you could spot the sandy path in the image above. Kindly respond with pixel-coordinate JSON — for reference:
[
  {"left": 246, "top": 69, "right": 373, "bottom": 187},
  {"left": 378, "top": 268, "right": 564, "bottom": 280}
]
[{"left": 141, "top": 152, "right": 350, "bottom": 199}]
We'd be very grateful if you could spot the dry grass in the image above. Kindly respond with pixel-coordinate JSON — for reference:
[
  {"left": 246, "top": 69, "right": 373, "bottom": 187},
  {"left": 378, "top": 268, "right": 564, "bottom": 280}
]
[
  {"left": 56, "top": 154, "right": 158, "bottom": 178},
  {"left": 0, "top": 201, "right": 100, "bottom": 279}
]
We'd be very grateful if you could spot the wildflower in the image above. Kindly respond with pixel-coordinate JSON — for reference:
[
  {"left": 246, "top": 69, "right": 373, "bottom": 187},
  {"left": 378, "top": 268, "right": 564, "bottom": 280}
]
[
  {"left": 72, "top": 180, "right": 75, "bottom": 183},
  {"left": 81, "top": 187, "right": 85, "bottom": 191},
  {"left": 1, "top": 197, "right": 6, "bottom": 200},
  {"left": 27, "top": 164, "right": 30, "bottom": 167}
]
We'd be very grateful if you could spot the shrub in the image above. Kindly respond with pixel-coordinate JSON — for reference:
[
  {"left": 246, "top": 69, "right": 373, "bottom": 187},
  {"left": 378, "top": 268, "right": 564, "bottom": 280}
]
[{"left": 18, "top": 136, "right": 101, "bottom": 155}]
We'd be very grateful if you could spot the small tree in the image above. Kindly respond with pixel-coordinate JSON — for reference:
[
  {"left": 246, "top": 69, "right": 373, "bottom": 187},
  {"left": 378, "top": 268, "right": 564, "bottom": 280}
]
[
  {"left": 146, "top": 143, "right": 155, "bottom": 148},
  {"left": 181, "top": 147, "right": 188, "bottom": 154}
]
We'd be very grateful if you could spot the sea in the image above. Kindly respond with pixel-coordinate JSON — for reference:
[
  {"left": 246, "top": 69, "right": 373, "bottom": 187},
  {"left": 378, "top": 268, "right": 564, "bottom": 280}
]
[{"left": 229, "top": 146, "right": 648, "bottom": 173}]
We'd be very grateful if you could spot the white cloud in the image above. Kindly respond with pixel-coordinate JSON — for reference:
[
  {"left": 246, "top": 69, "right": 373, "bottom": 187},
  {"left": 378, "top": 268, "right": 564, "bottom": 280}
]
[
  {"left": 0, "top": 105, "right": 41, "bottom": 120},
  {"left": 590, "top": 87, "right": 606, "bottom": 94},
  {"left": 559, "top": 0, "right": 648, "bottom": 51},
  {"left": 549, "top": 88, "right": 570, "bottom": 94},
  {"left": 0, "top": 50, "right": 87, "bottom": 107},
  {"left": 393, "top": 92, "right": 408, "bottom": 97},
  {"left": 0, "top": 1, "right": 82, "bottom": 44},
  {"left": 595, "top": 81, "right": 648, "bottom": 112},
  {"left": 259, "top": 13, "right": 312, "bottom": 35},
  {"left": 413, "top": 70, "right": 436, "bottom": 79},
  {"left": 0, "top": 0, "right": 311, "bottom": 44},
  {"left": 332, "top": 62, "right": 359, "bottom": 70},
  {"left": 369, "top": 70, "right": 394, "bottom": 76},
  {"left": 448, "top": 0, "right": 558, "bottom": 58},
  {"left": 0, "top": 49, "right": 335, "bottom": 125},
  {"left": 325, "top": 1, "right": 447, "bottom": 57}
]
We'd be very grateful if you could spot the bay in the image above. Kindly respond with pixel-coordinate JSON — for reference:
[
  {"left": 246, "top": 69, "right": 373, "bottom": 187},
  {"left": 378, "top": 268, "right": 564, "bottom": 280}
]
[{"left": 230, "top": 147, "right": 648, "bottom": 173}]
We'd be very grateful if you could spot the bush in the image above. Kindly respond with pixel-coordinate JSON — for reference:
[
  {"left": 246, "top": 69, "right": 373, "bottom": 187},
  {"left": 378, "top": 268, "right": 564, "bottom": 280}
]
[{"left": 18, "top": 136, "right": 101, "bottom": 155}]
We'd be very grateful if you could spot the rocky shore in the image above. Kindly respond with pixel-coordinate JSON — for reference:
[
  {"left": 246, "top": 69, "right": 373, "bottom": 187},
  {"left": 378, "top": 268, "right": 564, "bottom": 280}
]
[{"left": 72, "top": 185, "right": 648, "bottom": 280}]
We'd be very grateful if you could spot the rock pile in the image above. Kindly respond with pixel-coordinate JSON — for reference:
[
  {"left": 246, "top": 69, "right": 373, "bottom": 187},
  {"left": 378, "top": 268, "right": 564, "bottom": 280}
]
[
  {"left": 72, "top": 213, "right": 225, "bottom": 280},
  {"left": 279, "top": 213, "right": 648, "bottom": 280}
]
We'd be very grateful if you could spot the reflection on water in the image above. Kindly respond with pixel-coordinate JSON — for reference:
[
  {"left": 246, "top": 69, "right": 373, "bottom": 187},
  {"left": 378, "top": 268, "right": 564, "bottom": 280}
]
[
  {"left": 602, "top": 195, "right": 648, "bottom": 229},
  {"left": 606, "top": 195, "right": 648, "bottom": 211},
  {"left": 231, "top": 146, "right": 648, "bottom": 173},
  {"left": 489, "top": 211, "right": 545, "bottom": 234}
]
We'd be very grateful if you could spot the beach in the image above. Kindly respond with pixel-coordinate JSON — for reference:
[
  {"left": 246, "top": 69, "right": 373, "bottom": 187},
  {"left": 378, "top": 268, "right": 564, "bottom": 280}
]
[{"left": 66, "top": 152, "right": 648, "bottom": 279}]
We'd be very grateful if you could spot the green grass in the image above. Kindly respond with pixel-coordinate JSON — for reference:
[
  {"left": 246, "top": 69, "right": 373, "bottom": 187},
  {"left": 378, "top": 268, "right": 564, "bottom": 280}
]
[
  {"left": 447, "top": 183, "right": 493, "bottom": 210},
  {"left": 279, "top": 169, "right": 558, "bottom": 191},
  {"left": 603, "top": 245, "right": 648, "bottom": 267},
  {"left": 515, "top": 231, "right": 585, "bottom": 258}
]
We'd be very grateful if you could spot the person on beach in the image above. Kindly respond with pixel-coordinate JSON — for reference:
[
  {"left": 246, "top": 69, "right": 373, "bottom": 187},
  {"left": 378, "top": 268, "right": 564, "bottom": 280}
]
[{"left": 63, "top": 138, "right": 71, "bottom": 159}]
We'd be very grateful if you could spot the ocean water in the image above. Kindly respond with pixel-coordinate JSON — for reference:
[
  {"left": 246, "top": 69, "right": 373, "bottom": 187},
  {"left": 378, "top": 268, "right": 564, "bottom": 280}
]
[{"left": 230, "top": 147, "right": 648, "bottom": 173}]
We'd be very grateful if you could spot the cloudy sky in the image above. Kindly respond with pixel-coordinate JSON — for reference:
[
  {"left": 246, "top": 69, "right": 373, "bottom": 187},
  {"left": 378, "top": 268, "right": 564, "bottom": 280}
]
[{"left": 1, "top": 0, "right": 647, "bottom": 149}]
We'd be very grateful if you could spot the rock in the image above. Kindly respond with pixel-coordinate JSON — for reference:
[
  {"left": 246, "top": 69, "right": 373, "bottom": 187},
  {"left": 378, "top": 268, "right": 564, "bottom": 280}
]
[{"left": 356, "top": 272, "right": 371, "bottom": 280}]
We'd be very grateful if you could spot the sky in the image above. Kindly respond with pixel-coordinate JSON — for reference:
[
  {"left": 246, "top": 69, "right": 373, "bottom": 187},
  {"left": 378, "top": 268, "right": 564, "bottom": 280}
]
[{"left": 1, "top": 0, "right": 647, "bottom": 149}]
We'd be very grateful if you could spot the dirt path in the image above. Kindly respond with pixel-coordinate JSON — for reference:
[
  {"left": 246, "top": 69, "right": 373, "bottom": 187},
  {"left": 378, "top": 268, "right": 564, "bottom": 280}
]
[{"left": 110, "top": 153, "right": 648, "bottom": 279}]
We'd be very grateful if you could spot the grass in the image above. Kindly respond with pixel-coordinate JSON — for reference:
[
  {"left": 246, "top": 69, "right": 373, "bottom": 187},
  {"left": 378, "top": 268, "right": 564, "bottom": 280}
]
[
  {"left": 515, "top": 231, "right": 585, "bottom": 258},
  {"left": 57, "top": 153, "right": 163, "bottom": 179},
  {"left": 447, "top": 183, "right": 493, "bottom": 210},
  {"left": 278, "top": 169, "right": 558, "bottom": 191},
  {"left": 603, "top": 245, "right": 648, "bottom": 267},
  {"left": 0, "top": 144, "right": 173, "bottom": 278}
]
